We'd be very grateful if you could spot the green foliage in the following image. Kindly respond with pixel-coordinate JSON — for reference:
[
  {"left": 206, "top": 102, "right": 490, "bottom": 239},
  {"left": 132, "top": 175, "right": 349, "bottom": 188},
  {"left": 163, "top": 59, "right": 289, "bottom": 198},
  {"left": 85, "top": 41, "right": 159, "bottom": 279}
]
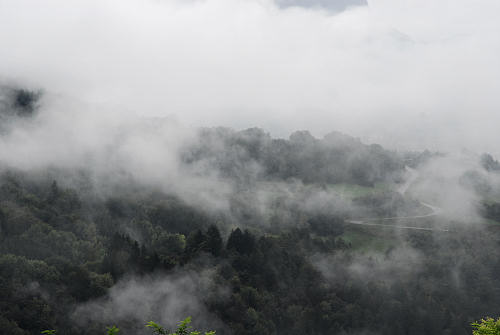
[
  {"left": 41, "top": 318, "right": 217, "bottom": 335},
  {"left": 226, "top": 228, "right": 255, "bottom": 254},
  {"left": 472, "top": 317, "right": 500, "bottom": 335},
  {"left": 205, "top": 225, "right": 223, "bottom": 257},
  {"left": 146, "top": 317, "right": 215, "bottom": 335},
  {"left": 2, "top": 136, "right": 500, "bottom": 335},
  {"left": 146, "top": 320, "right": 169, "bottom": 335},
  {"left": 106, "top": 325, "right": 120, "bottom": 335}
]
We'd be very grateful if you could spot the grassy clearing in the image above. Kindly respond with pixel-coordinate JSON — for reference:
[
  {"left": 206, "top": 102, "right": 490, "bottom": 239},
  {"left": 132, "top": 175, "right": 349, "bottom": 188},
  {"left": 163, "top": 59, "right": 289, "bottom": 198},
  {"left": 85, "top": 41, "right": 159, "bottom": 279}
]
[
  {"left": 482, "top": 196, "right": 500, "bottom": 205},
  {"left": 479, "top": 218, "right": 500, "bottom": 226},
  {"left": 328, "top": 182, "right": 392, "bottom": 200}
]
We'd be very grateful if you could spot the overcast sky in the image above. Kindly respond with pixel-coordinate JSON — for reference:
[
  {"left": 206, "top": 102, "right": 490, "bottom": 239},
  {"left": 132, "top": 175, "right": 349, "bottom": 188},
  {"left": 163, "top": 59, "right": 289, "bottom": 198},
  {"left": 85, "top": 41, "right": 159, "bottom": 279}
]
[
  {"left": 0, "top": 0, "right": 499, "bottom": 153},
  {"left": 276, "top": 0, "right": 366, "bottom": 11}
]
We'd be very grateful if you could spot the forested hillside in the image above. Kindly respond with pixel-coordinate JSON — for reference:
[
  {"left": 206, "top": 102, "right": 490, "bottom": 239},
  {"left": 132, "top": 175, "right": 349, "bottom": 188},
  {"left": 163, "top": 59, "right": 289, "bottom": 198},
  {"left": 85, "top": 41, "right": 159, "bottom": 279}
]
[
  {"left": 2, "top": 89, "right": 500, "bottom": 335},
  {"left": 2, "top": 165, "right": 500, "bottom": 335}
]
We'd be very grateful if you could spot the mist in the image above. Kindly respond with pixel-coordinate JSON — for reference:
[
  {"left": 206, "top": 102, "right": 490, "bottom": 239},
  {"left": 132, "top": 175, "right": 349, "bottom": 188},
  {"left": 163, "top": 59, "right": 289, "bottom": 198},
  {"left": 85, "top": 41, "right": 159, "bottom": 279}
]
[
  {"left": 1, "top": 1, "right": 500, "bottom": 335},
  {"left": 73, "top": 269, "right": 228, "bottom": 334},
  {"left": 0, "top": 0, "right": 499, "bottom": 153}
]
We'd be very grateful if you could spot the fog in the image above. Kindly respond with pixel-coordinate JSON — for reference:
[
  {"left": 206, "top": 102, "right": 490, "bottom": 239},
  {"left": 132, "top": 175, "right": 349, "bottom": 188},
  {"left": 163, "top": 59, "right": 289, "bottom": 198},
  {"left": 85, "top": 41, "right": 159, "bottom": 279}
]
[
  {"left": 1, "top": 0, "right": 499, "bottom": 152},
  {"left": 313, "top": 245, "right": 423, "bottom": 287},
  {"left": 74, "top": 269, "right": 229, "bottom": 334},
  {"left": 0, "top": 86, "right": 493, "bottom": 225},
  {"left": 1, "top": 2, "right": 500, "bottom": 334}
]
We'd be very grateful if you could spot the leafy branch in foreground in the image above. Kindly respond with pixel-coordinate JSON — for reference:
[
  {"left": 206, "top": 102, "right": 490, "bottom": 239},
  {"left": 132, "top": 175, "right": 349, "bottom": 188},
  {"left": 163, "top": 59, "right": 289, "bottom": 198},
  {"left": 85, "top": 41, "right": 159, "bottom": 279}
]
[
  {"left": 41, "top": 317, "right": 214, "bottom": 335},
  {"left": 472, "top": 317, "right": 500, "bottom": 335},
  {"left": 106, "top": 325, "right": 120, "bottom": 335},
  {"left": 146, "top": 321, "right": 168, "bottom": 335},
  {"left": 146, "top": 317, "right": 215, "bottom": 335}
]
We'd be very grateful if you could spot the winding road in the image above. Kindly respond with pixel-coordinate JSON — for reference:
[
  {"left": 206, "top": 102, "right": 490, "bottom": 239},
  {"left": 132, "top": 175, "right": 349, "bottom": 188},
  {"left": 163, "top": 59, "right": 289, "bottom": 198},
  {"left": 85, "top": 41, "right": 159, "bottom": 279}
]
[{"left": 346, "top": 166, "right": 448, "bottom": 232}]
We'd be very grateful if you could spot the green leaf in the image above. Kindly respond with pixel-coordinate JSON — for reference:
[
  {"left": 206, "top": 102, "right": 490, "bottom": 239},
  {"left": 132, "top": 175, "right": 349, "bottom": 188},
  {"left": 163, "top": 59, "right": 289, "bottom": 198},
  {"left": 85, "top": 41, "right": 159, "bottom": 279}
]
[
  {"left": 146, "top": 320, "right": 168, "bottom": 335},
  {"left": 471, "top": 317, "right": 500, "bottom": 335},
  {"left": 106, "top": 325, "right": 120, "bottom": 335}
]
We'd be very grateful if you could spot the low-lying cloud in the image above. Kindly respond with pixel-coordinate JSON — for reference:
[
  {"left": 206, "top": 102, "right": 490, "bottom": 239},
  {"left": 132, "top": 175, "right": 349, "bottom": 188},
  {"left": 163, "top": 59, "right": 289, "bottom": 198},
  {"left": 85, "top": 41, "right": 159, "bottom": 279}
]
[{"left": 313, "top": 245, "right": 423, "bottom": 287}]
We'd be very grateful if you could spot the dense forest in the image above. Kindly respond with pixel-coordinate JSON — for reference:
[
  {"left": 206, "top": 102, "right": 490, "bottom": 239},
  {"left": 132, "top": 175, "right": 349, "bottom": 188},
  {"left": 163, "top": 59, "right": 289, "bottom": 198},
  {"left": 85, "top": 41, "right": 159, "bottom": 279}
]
[{"left": 1, "top": 88, "right": 500, "bottom": 335}]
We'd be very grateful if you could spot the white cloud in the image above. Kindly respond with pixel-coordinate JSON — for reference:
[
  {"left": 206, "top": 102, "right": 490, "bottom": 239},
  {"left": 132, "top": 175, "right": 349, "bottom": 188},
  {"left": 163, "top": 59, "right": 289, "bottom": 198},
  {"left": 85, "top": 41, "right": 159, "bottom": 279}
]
[{"left": 0, "top": 0, "right": 499, "bottom": 152}]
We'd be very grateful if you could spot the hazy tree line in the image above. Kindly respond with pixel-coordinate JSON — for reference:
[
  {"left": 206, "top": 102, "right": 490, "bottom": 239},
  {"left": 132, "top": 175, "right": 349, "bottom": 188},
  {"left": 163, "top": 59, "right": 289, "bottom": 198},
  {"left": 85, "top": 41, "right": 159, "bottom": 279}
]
[{"left": 183, "top": 127, "right": 404, "bottom": 187}]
